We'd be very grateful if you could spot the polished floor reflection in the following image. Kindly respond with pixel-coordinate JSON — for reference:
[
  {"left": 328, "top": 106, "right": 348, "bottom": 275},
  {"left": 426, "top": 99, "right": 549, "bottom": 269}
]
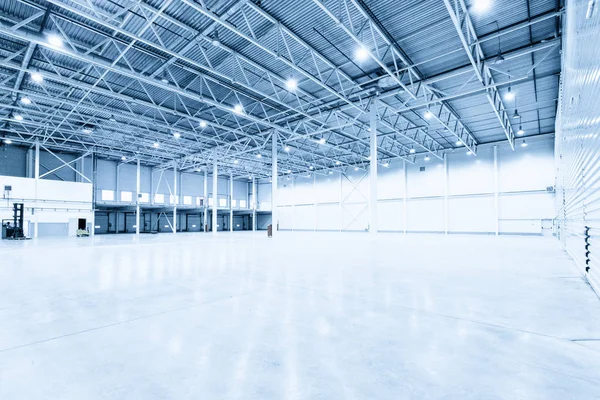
[{"left": 1, "top": 232, "right": 599, "bottom": 399}]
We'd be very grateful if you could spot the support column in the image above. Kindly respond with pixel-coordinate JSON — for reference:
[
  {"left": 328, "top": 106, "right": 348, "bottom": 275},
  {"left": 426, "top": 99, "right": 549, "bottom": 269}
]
[
  {"left": 91, "top": 153, "right": 97, "bottom": 237},
  {"left": 230, "top": 172, "right": 234, "bottom": 232},
  {"left": 34, "top": 141, "right": 39, "bottom": 238},
  {"left": 403, "top": 160, "right": 407, "bottom": 235},
  {"left": 173, "top": 164, "right": 177, "bottom": 234},
  {"left": 444, "top": 153, "right": 449, "bottom": 235},
  {"left": 115, "top": 164, "right": 120, "bottom": 233},
  {"left": 212, "top": 156, "right": 218, "bottom": 233},
  {"left": 271, "top": 131, "right": 278, "bottom": 236},
  {"left": 203, "top": 169, "right": 208, "bottom": 232},
  {"left": 26, "top": 148, "right": 34, "bottom": 178},
  {"left": 252, "top": 177, "right": 257, "bottom": 231},
  {"left": 136, "top": 158, "right": 140, "bottom": 236},
  {"left": 369, "top": 101, "right": 378, "bottom": 236},
  {"left": 493, "top": 145, "right": 499, "bottom": 236}
]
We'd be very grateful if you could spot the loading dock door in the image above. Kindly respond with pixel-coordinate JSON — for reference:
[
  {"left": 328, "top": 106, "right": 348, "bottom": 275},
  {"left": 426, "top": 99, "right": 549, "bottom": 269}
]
[{"left": 187, "top": 215, "right": 201, "bottom": 232}]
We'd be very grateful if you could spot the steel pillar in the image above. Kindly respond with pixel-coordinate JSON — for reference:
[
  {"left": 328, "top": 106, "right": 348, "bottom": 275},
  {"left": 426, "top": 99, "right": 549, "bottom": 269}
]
[
  {"left": 230, "top": 172, "right": 234, "bottom": 232},
  {"left": 444, "top": 153, "right": 449, "bottom": 235},
  {"left": 494, "top": 145, "right": 499, "bottom": 236},
  {"left": 369, "top": 102, "right": 378, "bottom": 236},
  {"left": 173, "top": 163, "right": 177, "bottom": 233},
  {"left": 212, "top": 156, "right": 218, "bottom": 233},
  {"left": 34, "top": 140, "right": 39, "bottom": 238},
  {"left": 252, "top": 176, "right": 257, "bottom": 231},
  {"left": 136, "top": 158, "right": 140, "bottom": 236},
  {"left": 203, "top": 169, "right": 208, "bottom": 232},
  {"left": 271, "top": 131, "right": 278, "bottom": 236}
]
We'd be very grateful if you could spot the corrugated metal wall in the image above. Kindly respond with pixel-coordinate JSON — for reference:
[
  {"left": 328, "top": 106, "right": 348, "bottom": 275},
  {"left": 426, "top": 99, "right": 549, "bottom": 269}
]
[{"left": 555, "top": 0, "right": 600, "bottom": 294}]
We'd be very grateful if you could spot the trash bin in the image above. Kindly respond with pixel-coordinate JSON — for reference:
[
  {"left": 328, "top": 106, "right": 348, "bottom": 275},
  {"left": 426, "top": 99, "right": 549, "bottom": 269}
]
[{"left": 267, "top": 224, "right": 272, "bottom": 238}]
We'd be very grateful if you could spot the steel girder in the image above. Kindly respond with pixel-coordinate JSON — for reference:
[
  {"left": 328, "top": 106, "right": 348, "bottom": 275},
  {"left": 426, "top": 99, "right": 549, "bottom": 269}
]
[
  {"left": 442, "top": 0, "right": 519, "bottom": 150},
  {"left": 312, "top": 0, "right": 478, "bottom": 154},
  {"left": 41, "top": 0, "right": 419, "bottom": 164}
]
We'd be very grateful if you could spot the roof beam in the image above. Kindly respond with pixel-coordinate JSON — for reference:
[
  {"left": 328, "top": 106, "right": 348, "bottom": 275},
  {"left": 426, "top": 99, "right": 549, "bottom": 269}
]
[{"left": 442, "top": 0, "right": 517, "bottom": 149}]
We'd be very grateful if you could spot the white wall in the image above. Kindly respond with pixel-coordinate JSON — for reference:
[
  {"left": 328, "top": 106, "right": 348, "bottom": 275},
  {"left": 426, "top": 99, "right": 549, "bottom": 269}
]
[
  {"left": 259, "top": 137, "right": 555, "bottom": 234},
  {"left": 0, "top": 175, "right": 93, "bottom": 237}
]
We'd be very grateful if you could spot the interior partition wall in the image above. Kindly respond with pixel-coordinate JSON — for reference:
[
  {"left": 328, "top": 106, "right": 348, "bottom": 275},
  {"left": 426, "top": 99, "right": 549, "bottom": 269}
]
[
  {"left": 266, "top": 137, "right": 555, "bottom": 234},
  {"left": 555, "top": 0, "right": 600, "bottom": 294}
]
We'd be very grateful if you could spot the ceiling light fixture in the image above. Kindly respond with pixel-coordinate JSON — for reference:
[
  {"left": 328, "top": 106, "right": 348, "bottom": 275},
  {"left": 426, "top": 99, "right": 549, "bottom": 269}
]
[
  {"left": 409, "top": 148, "right": 416, "bottom": 154},
  {"left": 354, "top": 167, "right": 359, "bottom": 171},
  {"left": 31, "top": 72, "right": 43, "bottom": 83},
  {"left": 383, "top": 162, "right": 389, "bottom": 167},
  {"left": 335, "top": 160, "right": 341, "bottom": 165},
  {"left": 4, "top": 139, "right": 12, "bottom": 145},
  {"left": 47, "top": 33, "right": 63, "bottom": 47},
  {"left": 211, "top": 30, "right": 221, "bottom": 47},
  {"left": 82, "top": 127, "right": 93, "bottom": 134},
  {"left": 233, "top": 159, "right": 239, "bottom": 164},
  {"left": 472, "top": 0, "right": 492, "bottom": 13},
  {"left": 513, "top": 109, "right": 520, "bottom": 119},
  {"left": 504, "top": 86, "right": 515, "bottom": 101},
  {"left": 13, "top": 114, "right": 23, "bottom": 121},
  {"left": 318, "top": 137, "right": 326, "bottom": 145},
  {"left": 121, "top": 156, "right": 126, "bottom": 161},
  {"left": 20, "top": 97, "right": 31, "bottom": 105},
  {"left": 521, "top": 140, "right": 528, "bottom": 148},
  {"left": 424, "top": 110, "right": 434, "bottom": 120},
  {"left": 287, "top": 169, "right": 292, "bottom": 174},
  {"left": 153, "top": 142, "right": 160, "bottom": 148},
  {"left": 233, "top": 104, "right": 244, "bottom": 115},
  {"left": 467, "top": 150, "right": 473, "bottom": 155},
  {"left": 456, "top": 140, "right": 463, "bottom": 146},
  {"left": 173, "top": 132, "right": 181, "bottom": 139},
  {"left": 109, "top": 115, "right": 116, "bottom": 122},
  {"left": 256, "top": 153, "right": 262, "bottom": 158},
  {"left": 329, "top": 170, "right": 334, "bottom": 175},
  {"left": 285, "top": 78, "right": 298, "bottom": 91},
  {"left": 199, "top": 120, "right": 207, "bottom": 128},
  {"left": 309, "top": 166, "right": 314, "bottom": 170},
  {"left": 284, "top": 145, "right": 290, "bottom": 152},
  {"left": 424, "top": 155, "right": 430, "bottom": 161},
  {"left": 517, "top": 126, "right": 525, "bottom": 135},
  {"left": 354, "top": 46, "right": 370, "bottom": 62}
]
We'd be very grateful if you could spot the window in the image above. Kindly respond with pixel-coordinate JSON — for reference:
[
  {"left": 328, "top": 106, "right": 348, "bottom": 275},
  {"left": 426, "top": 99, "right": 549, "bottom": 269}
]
[
  {"left": 183, "top": 195, "right": 192, "bottom": 205},
  {"left": 208, "top": 198, "right": 214, "bottom": 206},
  {"left": 196, "top": 197, "right": 203, "bottom": 206},
  {"left": 231, "top": 199, "right": 237, "bottom": 208},
  {"left": 239, "top": 200, "right": 247, "bottom": 209},
  {"left": 154, "top": 193, "right": 165, "bottom": 203},
  {"left": 169, "top": 195, "right": 179, "bottom": 204},
  {"left": 139, "top": 193, "right": 149, "bottom": 203},
  {"left": 120, "top": 191, "right": 132, "bottom": 202},
  {"left": 219, "top": 198, "right": 227, "bottom": 208},
  {"left": 101, "top": 190, "right": 114, "bottom": 201}
]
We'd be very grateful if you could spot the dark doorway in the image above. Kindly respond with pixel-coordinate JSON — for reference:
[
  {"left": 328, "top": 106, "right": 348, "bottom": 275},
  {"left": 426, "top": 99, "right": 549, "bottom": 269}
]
[{"left": 78, "top": 218, "right": 87, "bottom": 230}]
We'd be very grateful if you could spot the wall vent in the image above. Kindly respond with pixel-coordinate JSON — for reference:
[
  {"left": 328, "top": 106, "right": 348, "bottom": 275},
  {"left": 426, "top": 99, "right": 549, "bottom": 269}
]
[
  {"left": 546, "top": 186, "right": 555, "bottom": 193},
  {"left": 420, "top": 167, "right": 426, "bottom": 172}
]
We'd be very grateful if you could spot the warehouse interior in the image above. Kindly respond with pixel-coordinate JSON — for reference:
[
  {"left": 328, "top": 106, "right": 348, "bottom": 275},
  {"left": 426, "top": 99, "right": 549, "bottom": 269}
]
[{"left": 1, "top": 0, "right": 599, "bottom": 398}]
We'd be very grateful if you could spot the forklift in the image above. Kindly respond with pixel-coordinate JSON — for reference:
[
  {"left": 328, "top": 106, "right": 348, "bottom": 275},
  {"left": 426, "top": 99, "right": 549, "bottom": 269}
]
[{"left": 1, "top": 203, "right": 27, "bottom": 240}]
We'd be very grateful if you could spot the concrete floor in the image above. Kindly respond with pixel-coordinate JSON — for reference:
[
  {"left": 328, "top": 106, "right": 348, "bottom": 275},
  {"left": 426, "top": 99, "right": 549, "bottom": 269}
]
[{"left": 0, "top": 232, "right": 599, "bottom": 399}]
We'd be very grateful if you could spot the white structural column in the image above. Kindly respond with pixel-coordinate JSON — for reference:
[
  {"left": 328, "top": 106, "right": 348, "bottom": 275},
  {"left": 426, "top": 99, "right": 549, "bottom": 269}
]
[
  {"left": 34, "top": 141, "right": 39, "bottom": 238},
  {"left": 173, "top": 164, "right": 177, "bottom": 234},
  {"left": 115, "top": 164, "right": 120, "bottom": 233},
  {"left": 444, "top": 153, "right": 449, "bottom": 234},
  {"left": 369, "top": 102, "right": 378, "bottom": 235},
  {"left": 403, "top": 160, "right": 408, "bottom": 234},
  {"left": 493, "top": 145, "right": 499, "bottom": 236},
  {"left": 271, "top": 131, "right": 278, "bottom": 236},
  {"left": 252, "top": 177, "right": 257, "bottom": 231},
  {"left": 229, "top": 172, "right": 234, "bottom": 232},
  {"left": 136, "top": 158, "right": 140, "bottom": 236},
  {"left": 212, "top": 156, "right": 218, "bottom": 233},
  {"left": 203, "top": 169, "right": 208, "bottom": 232}
]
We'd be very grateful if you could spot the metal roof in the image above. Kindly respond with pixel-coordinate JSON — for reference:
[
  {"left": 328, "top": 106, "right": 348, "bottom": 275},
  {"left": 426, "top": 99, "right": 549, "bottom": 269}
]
[{"left": 0, "top": 0, "right": 562, "bottom": 178}]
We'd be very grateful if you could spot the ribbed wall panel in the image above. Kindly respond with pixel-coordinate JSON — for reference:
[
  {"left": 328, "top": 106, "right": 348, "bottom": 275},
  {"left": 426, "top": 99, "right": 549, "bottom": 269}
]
[{"left": 555, "top": 0, "right": 600, "bottom": 294}]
